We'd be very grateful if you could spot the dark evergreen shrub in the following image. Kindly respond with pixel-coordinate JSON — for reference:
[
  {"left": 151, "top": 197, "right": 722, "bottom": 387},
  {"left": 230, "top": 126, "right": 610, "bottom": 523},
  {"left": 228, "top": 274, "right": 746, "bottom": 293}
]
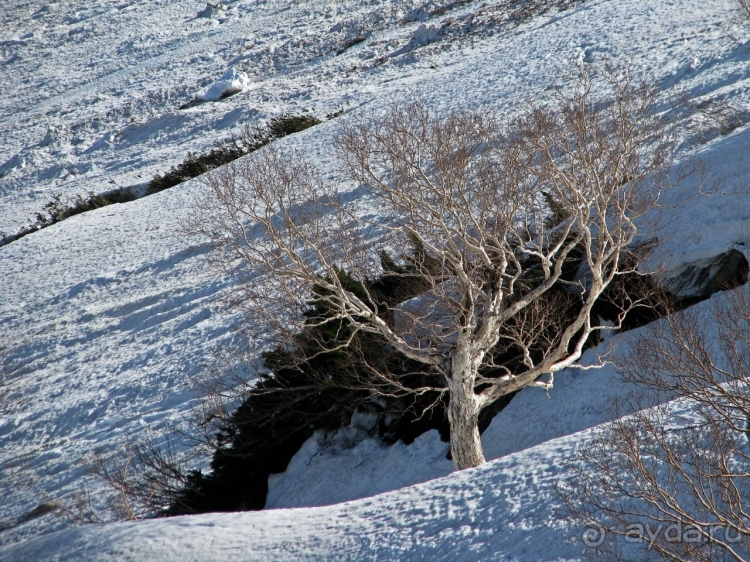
[
  {"left": 167, "top": 244, "right": 451, "bottom": 514},
  {"left": 102, "top": 187, "right": 138, "bottom": 204},
  {"left": 1, "top": 187, "right": 137, "bottom": 246},
  {"left": 3, "top": 113, "right": 326, "bottom": 247},
  {"left": 267, "top": 114, "right": 322, "bottom": 138},
  {"left": 148, "top": 142, "right": 246, "bottom": 194},
  {"left": 165, "top": 236, "right": 699, "bottom": 516},
  {"left": 33, "top": 192, "right": 110, "bottom": 227},
  {"left": 542, "top": 191, "right": 570, "bottom": 229},
  {"left": 148, "top": 114, "right": 322, "bottom": 195}
]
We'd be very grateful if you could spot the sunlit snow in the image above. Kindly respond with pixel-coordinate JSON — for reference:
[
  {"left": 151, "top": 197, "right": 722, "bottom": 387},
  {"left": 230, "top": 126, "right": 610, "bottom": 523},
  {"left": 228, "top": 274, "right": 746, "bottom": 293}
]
[{"left": 2, "top": 0, "right": 750, "bottom": 559}]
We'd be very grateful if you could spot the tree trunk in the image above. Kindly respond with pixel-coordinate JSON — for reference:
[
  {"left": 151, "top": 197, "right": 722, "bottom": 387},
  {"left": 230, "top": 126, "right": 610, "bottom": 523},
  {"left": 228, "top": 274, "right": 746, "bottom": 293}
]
[{"left": 447, "top": 351, "right": 486, "bottom": 470}]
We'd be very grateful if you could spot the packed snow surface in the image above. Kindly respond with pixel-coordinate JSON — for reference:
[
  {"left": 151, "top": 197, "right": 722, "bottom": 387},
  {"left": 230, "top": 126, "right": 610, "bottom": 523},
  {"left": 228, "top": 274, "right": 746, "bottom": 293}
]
[
  {"left": 0, "top": 300, "right": 740, "bottom": 561},
  {"left": 2, "top": 0, "right": 750, "bottom": 559}
]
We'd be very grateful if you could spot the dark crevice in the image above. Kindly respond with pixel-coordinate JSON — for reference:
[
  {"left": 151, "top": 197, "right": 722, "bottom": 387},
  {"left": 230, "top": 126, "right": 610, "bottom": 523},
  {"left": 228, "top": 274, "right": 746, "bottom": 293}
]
[{"left": 165, "top": 235, "right": 748, "bottom": 516}]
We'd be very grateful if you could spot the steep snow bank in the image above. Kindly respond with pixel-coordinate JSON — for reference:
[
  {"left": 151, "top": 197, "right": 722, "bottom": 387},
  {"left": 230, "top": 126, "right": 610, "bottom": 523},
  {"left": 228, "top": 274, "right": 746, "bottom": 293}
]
[{"left": 0, "top": 427, "right": 602, "bottom": 562}]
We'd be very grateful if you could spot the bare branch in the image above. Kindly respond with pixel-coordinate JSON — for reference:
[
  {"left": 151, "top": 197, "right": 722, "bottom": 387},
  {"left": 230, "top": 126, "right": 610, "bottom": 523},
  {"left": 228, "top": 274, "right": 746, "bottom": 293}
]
[{"left": 562, "top": 287, "right": 750, "bottom": 561}]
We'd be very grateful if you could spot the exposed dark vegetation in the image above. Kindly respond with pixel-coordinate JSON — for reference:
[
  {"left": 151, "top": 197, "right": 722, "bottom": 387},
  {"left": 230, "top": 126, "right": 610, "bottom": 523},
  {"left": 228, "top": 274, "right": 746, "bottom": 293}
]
[
  {"left": 159, "top": 63, "right": 704, "bottom": 513},
  {"left": 147, "top": 114, "right": 322, "bottom": 194},
  {"left": 163, "top": 212, "right": 747, "bottom": 515},
  {"left": 0, "top": 188, "right": 137, "bottom": 246},
  {"left": 0, "top": 113, "right": 324, "bottom": 248},
  {"left": 541, "top": 191, "right": 570, "bottom": 229},
  {"left": 191, "top": 66, "right": 682, "bottom": 470},
  {"left": 0, "top": 502, "right": 61, "bottom": 534},
  {"left": 168, "top": 237, "right": 460, "bottom": 513},
  {"left": 326, "top": 107, "right": 345, "bottom": 120},
  {"left": 336, "top": 35, "right": 366, "bottom": 55},
  {"left": 147, "top": 142, "right": 246, "bottom": 195}
]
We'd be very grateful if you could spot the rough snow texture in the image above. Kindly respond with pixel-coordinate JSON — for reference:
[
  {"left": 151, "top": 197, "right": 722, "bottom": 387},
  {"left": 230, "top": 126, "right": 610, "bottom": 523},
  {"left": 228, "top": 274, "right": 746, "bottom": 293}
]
[
  {"left": 0, "top": 429, "right": 591, "bottom": 562},
  {"left": 3, "top": 0, "right": 750, "bottom": 559},
  {"left": 0, "top": 334, "right": 733, "bottom": 562}
]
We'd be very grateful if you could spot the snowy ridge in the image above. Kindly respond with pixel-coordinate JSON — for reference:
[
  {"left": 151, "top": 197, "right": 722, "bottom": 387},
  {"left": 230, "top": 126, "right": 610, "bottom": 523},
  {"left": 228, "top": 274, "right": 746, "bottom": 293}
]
[{"left": 2, "top": 0, "right": 750, "bottom": 558}]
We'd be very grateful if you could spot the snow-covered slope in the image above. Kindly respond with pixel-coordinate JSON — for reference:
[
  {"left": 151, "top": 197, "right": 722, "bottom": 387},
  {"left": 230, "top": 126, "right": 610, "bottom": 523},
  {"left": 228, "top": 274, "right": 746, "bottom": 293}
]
[
  {"left": 0, "top": 293, "right": 733, "bottom": 562},
  {"left": 0, "top": 0, "right": 586, "bottom": 234},
  {"left": 2, "top": 0, "right": 750, "bottom": 558}
]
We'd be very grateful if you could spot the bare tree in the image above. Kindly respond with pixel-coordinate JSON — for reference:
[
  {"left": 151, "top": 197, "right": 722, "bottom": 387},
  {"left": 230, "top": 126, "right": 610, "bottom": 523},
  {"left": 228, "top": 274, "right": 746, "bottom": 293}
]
[
  {"left": 680, "top": 92, "right": 749, "bottom": 142},
  {"left": 561, "top": 287, "right": 750, "bottom": 561},
  {"left": 188, "top": 62, "right": 678, "bottom": 470},
  {"left": 86, "top": 435, "right": 194, "bottom": 521}
]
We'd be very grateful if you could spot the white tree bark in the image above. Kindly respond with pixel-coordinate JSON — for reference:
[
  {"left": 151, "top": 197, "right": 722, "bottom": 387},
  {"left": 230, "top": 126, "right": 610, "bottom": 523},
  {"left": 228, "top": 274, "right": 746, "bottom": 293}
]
[{"left": 447, "top": 347, "right": 486, "bottom": 469}]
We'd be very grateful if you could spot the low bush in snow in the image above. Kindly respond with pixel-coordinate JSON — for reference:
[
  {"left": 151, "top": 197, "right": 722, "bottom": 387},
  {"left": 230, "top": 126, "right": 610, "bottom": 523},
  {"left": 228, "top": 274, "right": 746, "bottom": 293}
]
[
  {"left": 0, "top": 113, "right": 325, "bottom": 247},
  {"left": 266, "top": 113, "right": 322, "bottom": 139},
  {"left": 147, "top": 142, "right": 246, "bottom": 194},
  {"left": 563, "top": 287, "right": 750, "bottom": 561},
  {"left": 0, "top": 187, "right": 137, "bottom": 247},
  {"left": 147, "top": 113, "right": 322, "bottom": 194}
]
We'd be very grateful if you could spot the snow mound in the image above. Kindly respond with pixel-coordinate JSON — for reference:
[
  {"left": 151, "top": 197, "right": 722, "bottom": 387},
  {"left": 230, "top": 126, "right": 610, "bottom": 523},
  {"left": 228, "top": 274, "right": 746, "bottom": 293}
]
[
  {"left": 197, "top": 67, "right": 250, "bottom": 101},
  {"left": 197, "top": 2, "right": 226, "bottom": 19},
  {"left": 403, "top": 24, "right": 445, "bottom": 51}
]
